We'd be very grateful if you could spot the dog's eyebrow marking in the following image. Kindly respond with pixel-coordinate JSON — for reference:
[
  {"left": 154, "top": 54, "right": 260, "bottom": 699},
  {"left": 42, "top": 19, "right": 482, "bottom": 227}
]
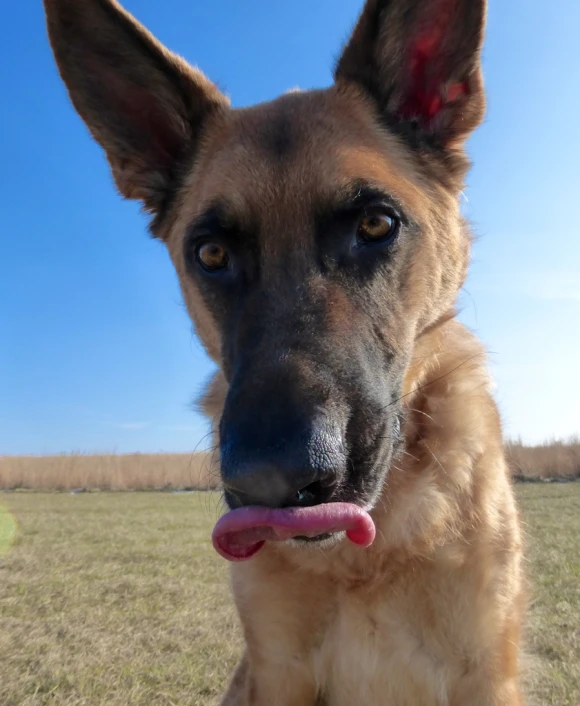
[
  {"left": 328, "top": 181, "right": 406, "bottom": 218},
  {"left": 187, "top": 204, "right": 239, "bottom": 239}
]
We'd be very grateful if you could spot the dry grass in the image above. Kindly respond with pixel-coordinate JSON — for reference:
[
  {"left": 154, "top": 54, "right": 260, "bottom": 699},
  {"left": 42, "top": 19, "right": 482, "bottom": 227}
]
[
  {"left": 0, "top": 485, "right": 579, "bottom": 705},
  {"left": 0, "top": 453, "right": 218, "bottom": 491},
  {"left": 0, "top": 492, "right": 238, "bottom": 706},
  {"left": 2, "top": 439, "right": 580, "bottom": 492},
  {"left": 506, "top": 437, "right": 580, "bottom": 480},
  {"left": 520, "top": 483, "right": 580, "bottom": 705}
]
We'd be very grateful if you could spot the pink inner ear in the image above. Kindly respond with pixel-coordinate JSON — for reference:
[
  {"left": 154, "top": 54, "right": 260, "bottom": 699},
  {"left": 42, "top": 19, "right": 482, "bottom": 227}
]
[
  {"left": 116, "top": 83, "right": 185, "bottom": 166},
  {"left": 400, "top": 2, "right": 469, "bottom": 125},
  {"left": 95, "top": 60, "right": 186, "bottom": 169}
]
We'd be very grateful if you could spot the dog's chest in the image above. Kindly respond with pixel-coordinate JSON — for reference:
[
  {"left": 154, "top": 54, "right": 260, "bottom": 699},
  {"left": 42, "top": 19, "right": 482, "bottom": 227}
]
[{"left": 312, "top": 592, "right": 451, "bottom": 706}]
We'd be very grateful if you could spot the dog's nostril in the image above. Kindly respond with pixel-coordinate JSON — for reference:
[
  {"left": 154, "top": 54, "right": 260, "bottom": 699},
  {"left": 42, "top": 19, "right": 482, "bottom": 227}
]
[
  {"left": 294, "top": 486, "right": 315, "bottom": 505},
  {"left": 294, "top": 489, "right": 306, "bottom": 503},
  {"left": 293, "top": 480, "right": 335, "bottom": 507}
]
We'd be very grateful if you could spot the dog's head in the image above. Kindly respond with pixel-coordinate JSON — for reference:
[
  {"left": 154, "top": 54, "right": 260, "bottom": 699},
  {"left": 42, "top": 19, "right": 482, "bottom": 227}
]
[{"left": 45, "top": 0, "right": 486, "bottom": 540}]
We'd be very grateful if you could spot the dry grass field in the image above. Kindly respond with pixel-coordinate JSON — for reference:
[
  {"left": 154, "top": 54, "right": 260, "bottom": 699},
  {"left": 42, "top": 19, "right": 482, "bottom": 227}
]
[
  {"left": 0, "top": 492, "right": 237, "bottom": 706},
  {"left": 1, "top": 436, "right": 579, "bottom": 494},
  {"left": 506, "top": 437, "right": 580, "bottom": 480},
  {"left": 0, "top": 485, "right": 578, "bottom": 705},
  {"left": 0, "top": 453, "right": 219, "bottom": 491}
]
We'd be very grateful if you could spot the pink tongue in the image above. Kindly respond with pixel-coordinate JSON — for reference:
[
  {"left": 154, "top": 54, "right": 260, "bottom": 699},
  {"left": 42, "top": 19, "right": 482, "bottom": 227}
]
[{"left": 212, "top": 503, "right": 376, "bottom": 562}]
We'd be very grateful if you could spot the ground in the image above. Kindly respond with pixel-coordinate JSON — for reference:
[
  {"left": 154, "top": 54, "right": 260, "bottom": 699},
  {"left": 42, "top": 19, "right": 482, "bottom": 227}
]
[{"left": 0, "top": 484, "right": 578, "bottom": 705}]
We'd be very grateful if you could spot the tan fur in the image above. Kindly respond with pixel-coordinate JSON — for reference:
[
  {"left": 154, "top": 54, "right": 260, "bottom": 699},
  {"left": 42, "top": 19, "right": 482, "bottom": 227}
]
[
  {"left": 208, "top": 323, "right": 524, "bottom": 706},
  {"left": 43, "top": 0, "right": 524, "bottom": 703}
]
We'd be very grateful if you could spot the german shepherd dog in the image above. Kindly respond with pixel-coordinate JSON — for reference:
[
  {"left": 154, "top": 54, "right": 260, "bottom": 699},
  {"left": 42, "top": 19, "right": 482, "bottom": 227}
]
[{"left": 44, "top": 0, "right": 524, "bottom": 703}]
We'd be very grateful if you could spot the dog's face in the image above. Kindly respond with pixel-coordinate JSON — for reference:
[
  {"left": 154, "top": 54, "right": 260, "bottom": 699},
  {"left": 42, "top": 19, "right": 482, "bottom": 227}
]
[{"left": 45, "top": 0, "right": 486, "bottom": 516}]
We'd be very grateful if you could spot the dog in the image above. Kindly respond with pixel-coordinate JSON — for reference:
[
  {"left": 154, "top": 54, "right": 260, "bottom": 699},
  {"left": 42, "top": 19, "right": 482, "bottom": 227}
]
[{"left": 43, "top": 0, "right": 525, "bottom": 703}]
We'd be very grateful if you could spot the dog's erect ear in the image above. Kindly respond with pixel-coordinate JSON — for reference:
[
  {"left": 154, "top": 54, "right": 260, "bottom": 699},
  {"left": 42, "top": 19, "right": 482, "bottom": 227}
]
[
  {"left": 43, "top": 0, "right": 229, "bottom": 221},
  {"left": 335, "top": 0, "right": 486, "bottom": 149}
]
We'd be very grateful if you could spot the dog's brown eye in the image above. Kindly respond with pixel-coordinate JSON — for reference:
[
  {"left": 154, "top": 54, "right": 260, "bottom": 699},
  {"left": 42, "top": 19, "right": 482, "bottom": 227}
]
[
  {"left": 196, "top": 243, "right": 229, "bottom": 272},
  {"left": 357, "top": 211, "right": 397, "bottom": 243}
]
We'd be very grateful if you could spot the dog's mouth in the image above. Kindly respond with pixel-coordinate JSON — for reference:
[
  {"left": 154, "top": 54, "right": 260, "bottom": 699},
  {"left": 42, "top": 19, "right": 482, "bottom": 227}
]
[{"left": 212, "top": 503, "right": 376, "bottom": 562}]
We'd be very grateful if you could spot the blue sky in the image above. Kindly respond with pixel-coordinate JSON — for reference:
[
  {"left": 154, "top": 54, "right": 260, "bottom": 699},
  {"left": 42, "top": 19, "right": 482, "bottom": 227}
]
[{"left": 1, "top": 0, "right": 579, "bottom": 455}]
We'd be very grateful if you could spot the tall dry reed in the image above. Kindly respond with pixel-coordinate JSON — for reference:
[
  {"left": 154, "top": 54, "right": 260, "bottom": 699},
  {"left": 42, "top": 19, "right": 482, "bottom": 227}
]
[
  {"left": 0, "top": 452, "right": 219, "bottom": 491},
  {"left": 2, "top": 438, "right": 579, "bottom": 490},
  {"left": 506, "top": 437, "right": 580, "bottom": 479}
]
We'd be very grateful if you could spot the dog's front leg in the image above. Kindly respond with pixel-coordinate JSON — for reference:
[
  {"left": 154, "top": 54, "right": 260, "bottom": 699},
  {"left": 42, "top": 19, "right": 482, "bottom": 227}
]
[
  {"left": 450, "top": 673, "right": 524, "bottom": 706},
  {"left": 220, "top": 651, "right": 319, "bottom": 706},
  {"left": 220, "top": 653, "right": 250, "bottom": 706},
  {"left": 221, "top": 558, "right": 330, "bottom": 706}
]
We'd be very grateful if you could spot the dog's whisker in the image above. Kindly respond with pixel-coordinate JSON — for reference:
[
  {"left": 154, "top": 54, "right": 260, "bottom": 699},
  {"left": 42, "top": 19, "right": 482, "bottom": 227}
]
[{"left": 380, "top": 353, "right": 487, "bottom": 414}]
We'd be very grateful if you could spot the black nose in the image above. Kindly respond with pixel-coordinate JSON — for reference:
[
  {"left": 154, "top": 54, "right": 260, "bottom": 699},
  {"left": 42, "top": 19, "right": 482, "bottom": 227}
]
[{"left": 220, "top": 416, "right": 345, "bottom": 509}]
